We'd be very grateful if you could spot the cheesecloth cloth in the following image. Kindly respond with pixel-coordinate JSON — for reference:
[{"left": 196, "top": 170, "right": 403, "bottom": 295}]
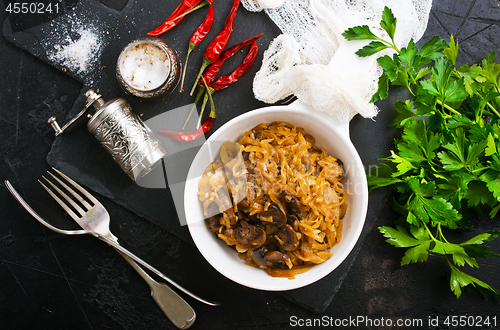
[{"left": 242, "top": 0, "right": 433, "bottom": 124}]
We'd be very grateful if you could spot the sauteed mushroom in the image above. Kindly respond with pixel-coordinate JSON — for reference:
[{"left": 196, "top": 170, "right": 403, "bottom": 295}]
[
  {"left": 206, "top": 215, "right": 221, "bottom": 232},
  {"left": 242, "top": 211, "right": 260, "bottom": 224},
  {"left": 278, "top": 224, "right": 299, "bottom": 251},
  {"left": 251, "top": 245, "right": 268, "bottom": 267},
  {"left": 284, "top": 194, "right": 302, "bottom": 216},
  {"left": 263, "top": 251, "right": 290, "bottom": 269},
  {"left": 303, "top": 133, "right": 315, "bottom": 146},
  {"left": 259, "top": 202, "right": 286, "bottom": 227},
  {"left": 232, "top": 220, "right": 266, "bottom": 250},
  {"left": 287, "top": 214, "right": 300, "bottom": 231}
]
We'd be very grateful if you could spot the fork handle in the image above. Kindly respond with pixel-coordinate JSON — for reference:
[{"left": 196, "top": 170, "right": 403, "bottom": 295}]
[
  {"left": 117, "top": 251, "right": 196, "bottom": 329},
  {"left": 93, "top": 233, "right": 221, "bottom": 307}
]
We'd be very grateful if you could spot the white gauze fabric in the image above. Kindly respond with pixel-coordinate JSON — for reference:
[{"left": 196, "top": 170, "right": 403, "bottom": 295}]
[{"left": 242, "top": 0, "right": 433, "bottom": 123}]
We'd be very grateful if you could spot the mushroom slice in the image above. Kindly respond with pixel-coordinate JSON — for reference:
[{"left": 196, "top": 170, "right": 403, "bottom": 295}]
[
  {"left": 287, "top": 214, "right": 300, "bottom": 231},
  {"left": 232, "top": 220, "right": 266, "bottom": 250},
  {"left": 277, "top": 224, "right": 299, "bottom": 251},
  {"left": 284, "top": 194, "right": 303, "bottom": 216},
  {"left": 259, "top": 202, "right": 287, "bottom": 228},
  {"left": 264, "top": 251, "right": 291, "bottom": 269},
  {"left": 242, "top": 211, "right": 260, "bottom": 224},
  {"left": 206, "top": 215, "right": 221, "bottom": 233},
  {"left": 251, "top": 245, "right": 269, "bottom": 267}
]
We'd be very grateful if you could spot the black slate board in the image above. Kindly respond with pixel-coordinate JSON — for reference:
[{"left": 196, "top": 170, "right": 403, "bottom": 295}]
[{"left": 3, "top": 0, "right": 398, "bottom": 313}]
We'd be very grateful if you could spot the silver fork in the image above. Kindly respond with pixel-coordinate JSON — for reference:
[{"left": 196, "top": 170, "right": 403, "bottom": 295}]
[
  {"left": 39, "top": 169, "right": 198, "bottom": 329},
  {"left": 5, "top": 170, "right": 220, "bottom": 327}
]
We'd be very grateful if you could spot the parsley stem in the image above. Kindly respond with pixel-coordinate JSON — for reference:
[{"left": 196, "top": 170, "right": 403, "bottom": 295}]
[
  {"left": 421, "top": 221, "right": 437, "bottom": 242},
  {"left": 377, "top": 37, "right": 400, "bottom": 53},
  {"left": 486, "top": 101, "right": 500, "bottom": 118},
  {"left": 436, "top": 99, "right": 461, "bottom": 116},
  {"left": 471, "top": 166, "right": 489, "bottom": 174},
  {"left": 437, "top": 224, "right": 450, "bottom": 244}
]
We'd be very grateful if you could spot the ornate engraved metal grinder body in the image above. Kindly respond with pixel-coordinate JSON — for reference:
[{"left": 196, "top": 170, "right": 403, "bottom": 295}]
[{"left": 48, "top": 90, "right": 167, "bottom": 181}]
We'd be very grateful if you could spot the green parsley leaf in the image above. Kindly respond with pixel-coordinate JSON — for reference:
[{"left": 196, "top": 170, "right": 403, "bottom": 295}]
[
  {"left": 437, "top": 174, "right": 469, "bottom": 209},
  {"left": 468, "top": 122, "right": 490, "bottom": 143},
  {"left": 380, "top": 6, "right": 397, "bottom": 41},
  {"left": 461, "top": 231, "right": 500, "bottom": 245},
  {"left": 371, "top": 74, "right": 390, "bottom": 102},
  {"left": 377, "top": 55, "right": 399, "bottom": 81},
  {"left": 341, "top": 25, "right": 378, "bottom": 41},
  {"left": 408, "top": 178, "right": 461, "bottom": 225},
  {"left": 486, "top": 178, "right": 500, "bottom": 201},
  {"left": 452, "top": 251, "right": 479, "bottom": 268},
  {"left": 402, "top": 241, "right": 431, "bottom": 265},
  {"left": 463, "top": 244, "right": 500, "bottom": 259},
  {"left": 356, "top": 41, "right": 390, "bottom": 57},
  {"left": 389, "top": 150, "right": 416, "bottom": 177},
  {"left": 486, "top": 133, "right": 498, "bottom": 156},
  {"left": 366, "top": 175, "right": 403, "bottom": 191},
  {"left": 438, "top": 129, "right": 485, "bottom": 171},
  {"left": 399, "top": 39, "right": 418, "bottom": 67},
  {"left": 456, "top": 63, "right": 482, "bottom": 96},
  {"left": 390, "top": 100, "right": 417, "bottom": 127},
  {"left": 418, "top": 35, "right": 447, "bottom": 62},
  {"left": 443, "top": 34, "right": 459, "bottom": 66},
  {"left": 378, "top": 225, "right": 421, "bottom": 248},
  {"left": 402, "top": 120, "right": 441, "bottom": 161},
  {"left": 480, "top": 62, "right": 500, "bottom": 87},
  {"left": 466, "top": 181, "right": 497, "bottom": 207},
  {"left": 449, "top": 264, "right": 500, "bottom": 299}
]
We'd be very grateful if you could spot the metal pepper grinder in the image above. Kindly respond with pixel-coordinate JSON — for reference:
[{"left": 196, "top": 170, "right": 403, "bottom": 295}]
[{"left": 48, "top": 90, "right": 167, "bottom": 181}]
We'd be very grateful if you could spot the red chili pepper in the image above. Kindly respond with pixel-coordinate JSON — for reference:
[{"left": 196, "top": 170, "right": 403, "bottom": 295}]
[
  {"left": 201, "top": 33, "right": 263, "bottom": 85},
  {"left": 148, "top": 0, "right": 210, "bottom": 36},
  {"left": 209, "top": 40, "right": 259, "bottom": 91},
  {"left": 194, "top": 41, "right": 259, "bottom": 128},
  {"left": 159, "top": 117, "right": 215, "bottom": 142},
  {"left": 190, "top": 0, "right": 240, "bottom": 95},
  {"left": 161, "top": 77, "right": 216, "bottom": 142},
  {"left": 180, "top": 3, "right": 214, "bottom": 91}
]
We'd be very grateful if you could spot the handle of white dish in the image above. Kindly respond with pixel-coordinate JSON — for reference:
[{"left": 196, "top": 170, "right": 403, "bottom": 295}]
[{"left": 288, "top": 39, "right": 376, "bottom": 140}]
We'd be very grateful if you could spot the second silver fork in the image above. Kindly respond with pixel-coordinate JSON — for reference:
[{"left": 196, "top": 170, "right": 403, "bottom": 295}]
[{"left": 40, "top": 168, "right": 198, "bottom": 329}]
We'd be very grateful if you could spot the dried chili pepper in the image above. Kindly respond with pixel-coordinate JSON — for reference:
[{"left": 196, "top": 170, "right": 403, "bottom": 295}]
[
  {"left": 190, "top": 0, "right": 241, "bottom": 95},
  {"left": 209, "top": 40, "right": 259, "bottom": 92},
  {"left": 195, "top": 40, "right": 259, "bottom": 127},
  {"left": 180, "top": 3, "right": 214, "bottom": 91},
  {"left": 160, "top": 77, "right": 216, "bottom": 142},
  {"left": 182, "top": 36, "right": 261, "bottom": 129},
  {"left": 148, "top": 0, "right": 210, "bottom": 36},
  {"left": 201, "top": 33, "right": 262, "bottom": 86},
  {"left": 159, "top": 117, "right": 215, "bottom": 142}
]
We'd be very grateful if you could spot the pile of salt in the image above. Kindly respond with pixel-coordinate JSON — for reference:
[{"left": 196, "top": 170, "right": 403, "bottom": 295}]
[{"left": 119, "top": 43, "right": 171, "bottom": 91}]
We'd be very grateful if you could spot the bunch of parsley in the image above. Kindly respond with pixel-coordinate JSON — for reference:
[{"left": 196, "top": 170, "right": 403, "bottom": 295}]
[{"left": 342, "top": 7, "right": 500, "bottom": 299}]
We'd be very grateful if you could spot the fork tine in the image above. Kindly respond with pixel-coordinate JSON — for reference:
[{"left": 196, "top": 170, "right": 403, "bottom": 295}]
[
  {"left": 42, "top": 175, "right": 86, "bottom": 216},
  {"left": 48, "top": 171, "right": 92, "bottom": 210},
  {"left": 39, "top": 179, "right": 81, "bottom": 222},
  {"left": 52, "top": 167, "right": 99, "bottom": 205}
]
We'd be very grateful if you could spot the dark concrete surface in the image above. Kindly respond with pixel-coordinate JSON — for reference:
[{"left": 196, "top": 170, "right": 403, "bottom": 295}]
[{"left": 1, "top": 1, "right": 499, "bottom": 329}]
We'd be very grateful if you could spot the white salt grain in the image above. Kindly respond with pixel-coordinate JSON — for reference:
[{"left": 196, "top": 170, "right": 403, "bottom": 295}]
[
  {"left": 42, "top": 12, "right": 104, "bottom": 77},
  {"left": 51, "top": 29, "right": 100, "bottom": 73},
  {"left": 119, "top": 43, "right": 170, "bottom": 91}
]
